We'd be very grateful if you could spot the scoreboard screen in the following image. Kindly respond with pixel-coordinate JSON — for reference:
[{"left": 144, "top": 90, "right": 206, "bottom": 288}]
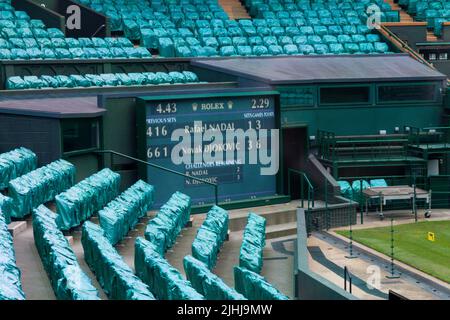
[{"left": 137, "top": 91, "right": 279, "bottom": 207}]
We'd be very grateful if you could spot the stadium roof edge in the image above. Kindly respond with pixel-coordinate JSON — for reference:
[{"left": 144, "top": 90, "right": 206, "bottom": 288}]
[{"left": 192, "top": 54, "right": 447, "bottom": 85}]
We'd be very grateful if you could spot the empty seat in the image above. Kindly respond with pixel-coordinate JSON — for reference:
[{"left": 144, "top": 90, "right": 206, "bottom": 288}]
[
  {"left": 81, "top": 222, "right": 155, "bottom": 300},
  {"left": 234, "top": 266, "right": 288, "bottom": 300},
  {"left": 33, "top": 205, "right": 100, "bottom": 300},
  {"left": 0, "top": 210, "right": 25, "bottom": 300},
  {"left": 192, "top": 205, "right": 229, "bottom": 270},
  {"left": 8, "top": 159, "right": 75, "bottom": 219},
  {"left": 0, "top": 147, "right": 37, "bottom": 190},
  {"left": 239, "top": 213, "right": 266, "bottom": 274},
  {"left": 134, "top": 237, "right": 204, "bottom": 300},
  {"left": 144, "top": 191, "right": 191, "bottom": 255},
  {"left": 184, "top": 255, "right": 245, "bottom": 300},
  {"left": 99, "top": 180, "right": 154, "bottom": 245},
  {"left": 55, "top": 168, "right": 121, "bottom": 230}
]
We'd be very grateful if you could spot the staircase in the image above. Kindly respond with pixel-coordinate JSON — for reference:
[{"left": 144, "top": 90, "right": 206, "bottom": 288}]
[
  {"left": 219, "top": 0, "right": 251, "bottom": 20},
  {"left": 384, "top": 0, "right": 414, "bottom": 22},
  {"left": 426, "top": 30, "right": 439, "bottom": 42}
]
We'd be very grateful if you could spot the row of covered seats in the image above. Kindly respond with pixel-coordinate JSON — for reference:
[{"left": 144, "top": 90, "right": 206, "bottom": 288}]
[
  {"left": 244, "top": 0, "right": 398, "bottom": 19},
  {"left": 0, "top": 147, "right": 37, "bottom": 190},
  {"left": 33, "top": 205, "right": 100, "bottom": 300},
  {"left": 191, "top": 205, "right": 229, "bottom": 270},
  {"left": 74, "top": 0, "right": 229, "bottom": 39},
  {"left": 135, "top": 237, "right": 204, "bottom": 299},
  {"left": 0, "top": 0, "right": 150, "bottom": 60},
  {"left": 239, "top": 213, "right": 266, "bottom": 274},
  {"left": 234, "top": 266, "right": 288, "bottom": 300},
  {"left": 99, "top": 180, "right": 154, "bottom": 245},
  {"left": 0, "top": 193, "right": 12, "bottom": 224},
  {"left": 6, "top": 71, "right": 200, "bottom": 90},
  {"left": 8, "top": 159, "right": 75, "bottom": 219},
  {"left": 0, "top": 209, "right": 25, "bottom": 300},
  {"left": 144, "top": 191, "right": 191, "bottom": 255},
  {"left": 399, "top": 0, "right": 450, "bottom": 35},
  {"left": 82, "top": 222, "right": 155, "bottom": 300},
  {"left": 338, "top": 178, "right": 388, "bottom": 202},
  {"left": 55, "top": 168, "right": 121, "bottom": 231},
  {"left": 183, "top": 255, "right": 245, "bottom": 300}
]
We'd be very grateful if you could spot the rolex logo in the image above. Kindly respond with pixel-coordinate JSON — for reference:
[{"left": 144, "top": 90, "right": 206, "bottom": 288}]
[
  {"left": 227, "top": 101, "right": 233, "bottom": 109},
  {"left": 192, "top": 103, "right": 198, "bottom": 111}
]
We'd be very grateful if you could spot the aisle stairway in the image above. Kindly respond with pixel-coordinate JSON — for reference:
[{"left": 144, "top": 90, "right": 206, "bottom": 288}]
[
  {"left": 219, "top": 0, "right": 251, "bottom": 20},
  {"left": 384, "top": 0, "right": 414, "bottom": 22}
]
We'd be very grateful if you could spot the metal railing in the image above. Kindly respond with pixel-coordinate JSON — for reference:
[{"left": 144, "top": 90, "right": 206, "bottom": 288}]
[
  {"left": 344, "top": 266, "right": 353, "bottom": 294},
  {"left": 94, "top": 150, "right": 219, "bottom": 205},
  {"left": 287, "top": 168, "right": 315, "bottom": 209}
]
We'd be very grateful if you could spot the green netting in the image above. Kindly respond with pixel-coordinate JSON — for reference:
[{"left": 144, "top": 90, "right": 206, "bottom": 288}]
[
  {"left": 8, "top": 159, "right": 75, "bottom": 219},
  {"left": 99, "top": 180, "right": 154, "bottom": 245},
  {"left": 0, "top": 211, "right": 25, "bottom": 300},
  {"left": 55, "top": 168, "right": 121, "bottom": 231},
  {"left": 33, "top": 205, "right": 99, "bottom": 300},
  {"left": 234, "top": 266, "right": 288, "bottom": 300},
  {"left": 192, "top": 205, "right": 228, "bottom": 270},
  {"left": 0, "top": 147, "right": 37, "bottom": 189},
  {"left": 183, "top": 255, "right": 245, "bottom": 300},
  {"left": 239, "top": 213, "right": 266, "bottom": 274},
  {"left": 81, "top": 222, "right": 155, "bottom": 300},
  {"left": 338, "top": 180, "right": 353, "bottom": 200},
  {"left": 145, "top": 191, "right": 191, "bottom": 255},
  {"left": 134, "top": 237, "right": 204, "bottom": 300}
]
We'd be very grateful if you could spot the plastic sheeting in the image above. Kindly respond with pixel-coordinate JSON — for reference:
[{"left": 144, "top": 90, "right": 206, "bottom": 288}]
[
  {"left": 0, "top": 147, "right": 37, "bottom": 189},
  {"left": 0, "top": 193, "right": 13, "bottom": 225},
  {"left": 239, "top": 213, "right": 266, "bottom": 274},
  {"left": 99, "top": 180, "right": 154, "bottom": 245},
  {"left": 370, "top": 179, "right": 388, "bottom": 188},
  {"left": 56, "top": 168, "right": 121, "bottom": 231},
  {"left": 191, "top": 205, "right": 228, "bottom": 270},
  {"left": 0, "top": 212, "right": 25, "bottom": 300},
  {"left": 184, "top": 255, "right": 245, "bottom": 300},
  {"left": 6, "top": 71, "right": 201, "bottom": 90},
  {"left": 134, "top": 237, "right": 204, "bottom": 300},
  {"left": 145, "top": 191, "right": 191, "bottom": 255},
  {"left": 234, "top": 266, "right": 288, "bottom": 300},
  {"left": 8, "top": 159, "right": 75, "bottom": 219},
  {"left": 33, "top": 205, "right": 100, "bottom": 300},
  {"left": 81, "top": 222, "right": 155, "bottom": 300}
]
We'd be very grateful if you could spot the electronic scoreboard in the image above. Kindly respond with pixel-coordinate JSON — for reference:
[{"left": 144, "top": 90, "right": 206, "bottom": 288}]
[{"left": 137, "top": 91, "right": 280, "bottom": 207}]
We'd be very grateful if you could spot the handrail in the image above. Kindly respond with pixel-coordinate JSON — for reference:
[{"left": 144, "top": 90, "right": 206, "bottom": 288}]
[
  {"left": 94, "top": 150, "right": 219, "bottom": 205},
  {"left": 379, "top": 25, "right": 436, "bottom": 70},
  {"left": 344, "top": 266, "right": 353, "bottom": 294},
  {"left": 287, "top": 168, "right": 315, "bottom": 209}
]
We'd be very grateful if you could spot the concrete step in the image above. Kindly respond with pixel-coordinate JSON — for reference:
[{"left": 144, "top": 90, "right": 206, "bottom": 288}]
[
  {"left": 265, "top": 222, "right": 297, "bottom": 239},
  {"left": 218, "top": 0, "right": 251, "bottom": 20}
]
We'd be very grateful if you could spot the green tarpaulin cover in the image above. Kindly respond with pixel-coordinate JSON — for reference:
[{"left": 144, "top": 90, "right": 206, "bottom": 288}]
[
  {"left": 0, "top": 147, "right": 37, "bottom": 189},
  {"left": 81, "top": 222, "right": 155, "bottom": 300},
  {"left": 33, "top": 205, "right": 100, "bottom": 300},
  {"left": 135, "top": 237, "right": 204, "bottom": 300},
  {"left": 145, "top": 191, "right": 191, "bottom": 255},
  {"left": 192, "top": 205, "right": 228, "bottom": 270},
  {"left": 234, "top": 266, "right": 288, "bottom": 300},
  {"left": 99, "top": 180, "right": 154, "bottom": 245},
  {"left": 55, "top": 168, "right": 121, "bottom": 230},
  {"left": 8, "top": 159, "right": 75, "bottom": 219},
  {"left": 239, "top": 213, "right": 266, "bottom": 274},
  {"left": 0, "top": 211, "right": 25, "bottom": 300},
  {"left": 184, "top": 255, "right": 245, "bottom": 300}
]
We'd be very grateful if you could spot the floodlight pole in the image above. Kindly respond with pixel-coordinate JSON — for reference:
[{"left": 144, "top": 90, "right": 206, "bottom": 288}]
[{"left": 386, "top": 218, "right": 400, "bottom": 279}]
